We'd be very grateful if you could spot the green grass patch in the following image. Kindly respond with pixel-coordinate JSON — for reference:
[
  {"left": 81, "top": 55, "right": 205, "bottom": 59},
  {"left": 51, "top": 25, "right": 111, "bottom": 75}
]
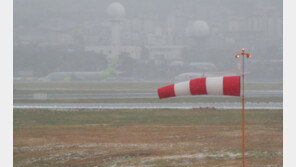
[{"left": 14, "top": 108, "right": 282, "bottom": 128}]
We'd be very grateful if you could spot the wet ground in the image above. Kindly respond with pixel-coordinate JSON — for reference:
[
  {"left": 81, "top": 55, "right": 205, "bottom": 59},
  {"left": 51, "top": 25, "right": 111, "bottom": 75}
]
[{"left": 14, "top": 108, "right": 283, "bottom": 167}]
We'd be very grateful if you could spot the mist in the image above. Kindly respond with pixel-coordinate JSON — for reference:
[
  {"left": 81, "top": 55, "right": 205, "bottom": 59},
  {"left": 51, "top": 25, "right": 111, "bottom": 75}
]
[{"left": 14, "top": 0, "right": 283, "bottom": 82}]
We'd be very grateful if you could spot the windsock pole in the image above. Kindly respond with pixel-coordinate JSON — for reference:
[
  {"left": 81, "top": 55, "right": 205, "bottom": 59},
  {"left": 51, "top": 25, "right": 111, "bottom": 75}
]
[
  {"left": 242, "top": 51, "right": 245, "bottom": 167},
  {"left": 235, "top": 48, "right": 251, "bottom": 167}
]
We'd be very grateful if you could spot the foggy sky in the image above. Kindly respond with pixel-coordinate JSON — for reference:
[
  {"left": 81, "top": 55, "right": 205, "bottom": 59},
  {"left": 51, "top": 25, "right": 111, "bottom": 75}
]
[{"left": 13, "top": 0, "right": 283, "bottom": 82}]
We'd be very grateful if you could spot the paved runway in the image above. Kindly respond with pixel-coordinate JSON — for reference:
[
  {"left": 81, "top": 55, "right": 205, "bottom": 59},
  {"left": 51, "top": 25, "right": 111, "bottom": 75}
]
[
  {"left": 14, "top": 90, "right": 282, "bottom": 100},
  {"left": 14, "top": 102, "right": 282, "bottom": 110}
]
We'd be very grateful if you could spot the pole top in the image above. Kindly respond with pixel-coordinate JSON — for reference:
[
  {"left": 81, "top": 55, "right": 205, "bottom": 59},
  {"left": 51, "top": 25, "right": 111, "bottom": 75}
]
[{"left": 234, "top": 48, "right": 251, "bottom": 58}]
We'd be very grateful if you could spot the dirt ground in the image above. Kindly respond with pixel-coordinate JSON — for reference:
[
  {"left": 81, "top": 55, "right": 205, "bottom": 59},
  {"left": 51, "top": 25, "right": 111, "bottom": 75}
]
[{"left": 14, "top": 108, "right": 282, "bottom": 167}]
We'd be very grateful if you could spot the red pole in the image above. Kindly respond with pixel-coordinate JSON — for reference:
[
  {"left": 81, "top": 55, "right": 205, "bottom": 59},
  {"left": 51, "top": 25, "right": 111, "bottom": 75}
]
[
  {"left": 242, "top": 49, "right": 245, "bottom": 167},
  {"left": 235, "top": 48, "right": 251, "bottom": 167}
]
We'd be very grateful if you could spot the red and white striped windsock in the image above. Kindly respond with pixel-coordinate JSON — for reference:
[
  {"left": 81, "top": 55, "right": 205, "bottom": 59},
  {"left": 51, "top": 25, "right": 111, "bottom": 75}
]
[{"left": 158, "top": 76, "right": 240, "bottom": 99}]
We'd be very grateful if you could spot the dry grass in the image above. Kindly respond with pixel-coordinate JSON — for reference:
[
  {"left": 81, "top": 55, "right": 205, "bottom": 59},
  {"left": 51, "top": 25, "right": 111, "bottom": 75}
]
[{"left": 14, "top": 108, "right": 282, "bottom": 167}]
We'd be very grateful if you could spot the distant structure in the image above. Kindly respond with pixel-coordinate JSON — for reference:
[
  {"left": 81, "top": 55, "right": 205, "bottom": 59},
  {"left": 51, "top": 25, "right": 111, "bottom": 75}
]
[
  {"left": 187, "top": 20, "right": 210, "bottom": 39},
  {"left": 107, "top": 2, "right": 125, "bottom": 59},
  {"left": 107, "top": 2, "right": 125, "bottom": 45},
  {"left": 85, "top": 2, "right": 141, "bottom": 60}
]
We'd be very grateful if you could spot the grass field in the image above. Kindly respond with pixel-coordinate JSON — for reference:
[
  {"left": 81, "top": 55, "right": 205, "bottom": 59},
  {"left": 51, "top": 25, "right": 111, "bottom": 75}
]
[{"left": 14, "top": 108, "right": 282, "bottom": 167}]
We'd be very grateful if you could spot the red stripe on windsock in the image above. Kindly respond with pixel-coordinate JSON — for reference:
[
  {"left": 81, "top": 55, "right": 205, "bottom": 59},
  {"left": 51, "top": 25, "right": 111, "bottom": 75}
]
[
  {"left": 189, "top": 77, "right": 207, "bottom": 95},
  {"left": 223, "top": 76, "right": 240, "bottom": 96},
  {"left": 158, "top": 84, "right": 175, "bottom": 99}
]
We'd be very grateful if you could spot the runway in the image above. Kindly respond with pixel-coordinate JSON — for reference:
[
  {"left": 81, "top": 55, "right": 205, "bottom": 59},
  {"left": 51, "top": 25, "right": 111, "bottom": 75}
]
[
  {"left": 14, "top": 83, "right": 282, "bottom": 110},
  {"left": 14, "top": 90, "right": 282, "bottom": 100},
  {"left": 14, "top": 102, "right": 283, "bottom": 110}
]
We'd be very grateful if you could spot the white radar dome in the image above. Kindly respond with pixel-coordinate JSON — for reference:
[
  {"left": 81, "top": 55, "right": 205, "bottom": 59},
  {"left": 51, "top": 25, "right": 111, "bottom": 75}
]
[
  {"left": 107, "top": 2, "right": 126, "bottom": 19},
  {"left": 187, "top": 20, "right": 210, "bottom": 37}
]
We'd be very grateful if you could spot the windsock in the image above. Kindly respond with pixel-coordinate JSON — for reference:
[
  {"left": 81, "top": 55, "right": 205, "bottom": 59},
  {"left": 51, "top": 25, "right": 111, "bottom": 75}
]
[{"left": 158, "top": 76, "right": 240, "bottom": 99}]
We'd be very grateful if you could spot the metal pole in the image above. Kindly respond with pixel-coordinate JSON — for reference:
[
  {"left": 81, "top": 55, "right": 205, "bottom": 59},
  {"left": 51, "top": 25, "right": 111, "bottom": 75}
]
[
  {"left": 235, "top": 48, "right": 251, "bottom": 167},
  {"left": 242, "top": 50, "right": 245, "bottom": 167}
]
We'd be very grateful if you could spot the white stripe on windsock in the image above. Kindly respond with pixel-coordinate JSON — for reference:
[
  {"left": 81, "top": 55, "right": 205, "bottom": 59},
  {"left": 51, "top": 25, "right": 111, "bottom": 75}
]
[
  {"left": 206, "top": 77, "right": 223, "bottom": 95},
  {"left": 174, "top": 80, "right": 191, "bottom": 96}
]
